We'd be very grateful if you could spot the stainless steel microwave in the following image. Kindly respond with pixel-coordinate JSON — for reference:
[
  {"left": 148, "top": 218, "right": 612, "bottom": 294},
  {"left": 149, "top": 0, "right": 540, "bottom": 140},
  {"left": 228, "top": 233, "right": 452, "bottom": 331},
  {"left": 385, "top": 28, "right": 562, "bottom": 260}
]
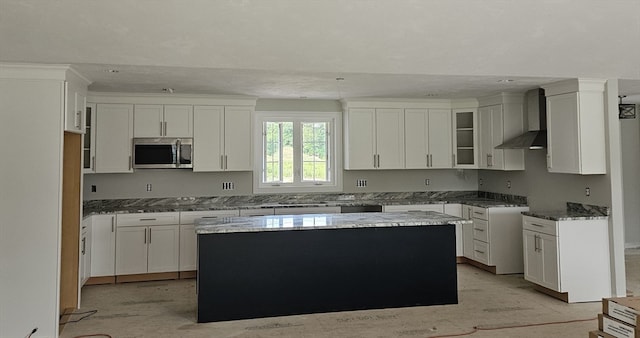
[{"left": 132, "top": 138, "right": 193, "bottom": 169}]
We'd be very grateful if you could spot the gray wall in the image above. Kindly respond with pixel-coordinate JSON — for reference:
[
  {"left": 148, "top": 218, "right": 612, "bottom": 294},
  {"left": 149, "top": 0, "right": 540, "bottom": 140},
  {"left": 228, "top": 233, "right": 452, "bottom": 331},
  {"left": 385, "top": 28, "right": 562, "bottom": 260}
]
[
  {"left": 621, "top": 104, "right": 640, "bottom": 247},
  {"left": 478, "top": 150, "right": 610, "bottom": 210},
  {"left": 84, "top": 169, "right": 477, "bottom": 200}
]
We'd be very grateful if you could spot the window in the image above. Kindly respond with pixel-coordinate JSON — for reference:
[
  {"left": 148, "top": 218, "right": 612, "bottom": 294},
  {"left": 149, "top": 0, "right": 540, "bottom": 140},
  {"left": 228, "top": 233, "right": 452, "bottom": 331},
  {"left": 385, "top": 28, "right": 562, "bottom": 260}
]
[{"left": 254, "top": 112, "right": 342, "bottom": 193}]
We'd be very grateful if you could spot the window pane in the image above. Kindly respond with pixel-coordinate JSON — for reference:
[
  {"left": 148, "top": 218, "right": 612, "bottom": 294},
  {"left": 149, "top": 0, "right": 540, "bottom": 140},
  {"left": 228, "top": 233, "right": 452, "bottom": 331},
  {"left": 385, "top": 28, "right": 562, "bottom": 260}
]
[
  {"left": 263, "top": 121, "right": 294, "bottom": 183},
  {"left": 302, "top": 122, "right": 328, "bottom": 182},
  {"left": 281, "top": 122, "right": 294, "bottom": 182}
]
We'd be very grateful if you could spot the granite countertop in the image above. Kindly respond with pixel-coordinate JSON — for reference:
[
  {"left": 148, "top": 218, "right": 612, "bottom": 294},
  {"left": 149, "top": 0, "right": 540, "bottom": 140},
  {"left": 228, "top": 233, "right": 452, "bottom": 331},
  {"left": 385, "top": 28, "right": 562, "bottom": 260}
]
[
  {"left": 82, "top": 191, "right": 529, "bottom": 215},
  {"left": 522, "top": 202, "right": 610, "bottom": 221},
  {"left": 195, "top": 211, "right": 472, "bottom": 234}
]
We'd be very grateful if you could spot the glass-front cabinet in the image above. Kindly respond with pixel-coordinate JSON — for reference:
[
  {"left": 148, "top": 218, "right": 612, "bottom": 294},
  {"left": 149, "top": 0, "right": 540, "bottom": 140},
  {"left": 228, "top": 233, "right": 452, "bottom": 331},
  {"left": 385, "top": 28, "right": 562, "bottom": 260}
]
[
  {"left": 83, "top": 103, "right": 96, "bottom": 173},
  {"left": 452, "top": 108, "right": 477, "bottom": 168}
]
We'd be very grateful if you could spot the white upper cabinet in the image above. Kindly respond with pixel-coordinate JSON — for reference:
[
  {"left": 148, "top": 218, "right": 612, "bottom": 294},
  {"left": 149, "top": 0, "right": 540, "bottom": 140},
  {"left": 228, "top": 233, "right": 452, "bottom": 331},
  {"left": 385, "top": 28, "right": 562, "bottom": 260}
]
[
  {"left": 452, "top": 109, "right": 478, "bottom": 168},
  {"left": 405, "top": 109, "right": 452, "bottom": 169},
  {"left": 193, "top": 105, "right": 253, "bottom": 171},
  {"left": 478, "top": 94, "right": 525, "bottom": 170},
  {"left": 95, "top": 104, "right": 134, "bottom": 173},
  {"left": 543, "top": 79, "right": 606, "bottom": 174},
  {"left": 64, "top": 71, "right": 90, "bottom": 133},
  {"left": 134, "top": 104, "right": 193, "bottom": 137},
  {"left": 83, "top": 103, "right": 97, "bottom": 173},
  {"left": 344, "top": 108, "right": 404, "bottom": 170}
]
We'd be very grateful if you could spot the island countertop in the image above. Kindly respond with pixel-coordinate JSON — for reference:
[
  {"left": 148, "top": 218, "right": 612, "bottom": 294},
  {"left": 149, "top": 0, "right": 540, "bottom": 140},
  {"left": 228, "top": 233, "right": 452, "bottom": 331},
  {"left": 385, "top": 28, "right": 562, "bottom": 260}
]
[{"left": 195, "top": 211, "right": 471, "bottom": 234}]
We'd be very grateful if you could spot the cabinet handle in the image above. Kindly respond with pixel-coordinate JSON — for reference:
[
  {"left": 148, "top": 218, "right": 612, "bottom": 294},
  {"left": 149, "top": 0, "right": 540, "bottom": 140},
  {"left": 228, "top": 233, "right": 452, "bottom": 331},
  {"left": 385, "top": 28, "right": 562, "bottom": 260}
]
[
  {"left": 221, "top": 155, "right": 224, "bottom": 170},
  {"left": 474, "top": 228, "right": 485, "bottom": 232},
  {"left": 530, "top": 223, "right": 545, "bottom": 228},
  {"left": 81, "top": 237, "right": 86, "bottom": 255},
  {"left": 129, "top": 155, "right": 132, "bottom": 170},
  {"left": 377, "top": 154, "right": 380, "bottom": 168},
  {"left": 160, "top": 121, "right": 164, "bottom": 136},
  {"left": 225, "top": 155, "right": 228, "bottom": 170},
  {"left": 473, "top": 211, "right": 484, "bottom": 215},
  {"left": 426, "top": 154, "right": 429, "bottom": 167},
  {"left": 474, "top": 249, "right": 485, "bottom": 254},
  {"left": 429, "top": 154, "right": 433, "bottom": 167},
  {"left": 140, "top": 218, "right": 157, "bottom": 221},
  {"left": 201, "top": 216, "right": 219, "bottom": 219},
  {"left": 76, "top": 110, "right": 82, "bottom": 128},
  {"left": 149, "top": 228, "right": 151, "bottom": 243},
  {"left": 111, "top": 217, "right": 114, "bottom": 232},
  {"left": 144, "top": 228, "right": 147, "bottom": 244},
  {"left": 373, "top": 154, "right": 377, "bottom": 168},
  {"left": 92, "top": 156, "right": 96, "bottom": 170}
]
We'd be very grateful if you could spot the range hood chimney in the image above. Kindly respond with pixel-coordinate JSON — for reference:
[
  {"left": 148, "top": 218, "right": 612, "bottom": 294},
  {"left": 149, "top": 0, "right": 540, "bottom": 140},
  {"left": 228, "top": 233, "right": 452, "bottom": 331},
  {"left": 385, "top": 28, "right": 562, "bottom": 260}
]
[{"left": 495, "top": 88, "right": 547, "bottom": 149}]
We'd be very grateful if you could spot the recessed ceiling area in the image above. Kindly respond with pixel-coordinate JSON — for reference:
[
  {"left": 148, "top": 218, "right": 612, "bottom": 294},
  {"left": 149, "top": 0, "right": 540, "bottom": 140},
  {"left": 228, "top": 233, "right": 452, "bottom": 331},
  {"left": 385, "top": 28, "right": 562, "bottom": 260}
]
[{"left": 74, "top": 63, "right": 568, "bottom": 99}]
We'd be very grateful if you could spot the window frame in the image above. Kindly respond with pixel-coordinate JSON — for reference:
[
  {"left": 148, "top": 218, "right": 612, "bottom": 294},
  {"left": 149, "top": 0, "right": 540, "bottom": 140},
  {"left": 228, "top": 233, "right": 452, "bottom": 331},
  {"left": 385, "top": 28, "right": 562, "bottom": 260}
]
[{"left": 253, "top": 111, "right": 342, "bottom": 194}]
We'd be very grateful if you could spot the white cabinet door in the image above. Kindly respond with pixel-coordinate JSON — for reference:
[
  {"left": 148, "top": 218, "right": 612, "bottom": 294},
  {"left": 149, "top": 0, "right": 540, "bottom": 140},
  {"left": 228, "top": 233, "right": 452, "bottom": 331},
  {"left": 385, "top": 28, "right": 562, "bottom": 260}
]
[
  {"left": 523, "top": 229, "right": 543, "bottom": 284},
  {"left": 193, "top": 106, "right": 252, "bottom": 171},
  {"left": 179, "top": 224, "right": 197, "bottom": 271},
  {"left": 546, "top": 93, "right": 580, "bottom": 173},
  {"left": 224, "top": 106, "right": 252, "bottom": 171},
  {"left": 428, "top": 109, "right": 452, "bottom": 168},
  {"left": 404, "top": 109, "right": 429, "bottom": 168},
  {"left": 489, "top": 105, "right": 505, "bottom": 170},
  {"left": 147, "top": 225, "right": 180, "bottom": 273},
  {"left": 478, "top": 106, "right": 492, "bottom": 169},
  {"left": 193, "top": 106, "right": 224, "bottom": 171},
  {"left": 90, "top": 215, "right": 116, "bottom": 277},
  {"left": 376, "top": 108, "right": 405, "bottom": 169},
  {"left": 134, "top": 104, "right": 164, "bottom": 137},
  {"left": 115, "top": 226, "right": 148, "bottom": 275},
  {"left": 163, "top": 105, "right": 193, "bottom": 137},
  {"left": 83, "top": 104, "right": 96, "bottom": 173},
  {"left": 452, "top": 109, "right": 477, "bottom": 168},
  {"left": 80, "top": 218, "right": 91, "bottom": 286},
  {"left": 539, "top": 232, "right": 560, "bottom": 291},
  {"left": 64, "top": 81, "right": 86, "bottom": 133},
  {"left": 461, "top": 205, "right": 475, "bottom": 259},
  {"left": 344, "top": 108, "right": 376, "bottom": 169},
  {"left": 95, "top": 104, "right": 134, "bottom": 173}
]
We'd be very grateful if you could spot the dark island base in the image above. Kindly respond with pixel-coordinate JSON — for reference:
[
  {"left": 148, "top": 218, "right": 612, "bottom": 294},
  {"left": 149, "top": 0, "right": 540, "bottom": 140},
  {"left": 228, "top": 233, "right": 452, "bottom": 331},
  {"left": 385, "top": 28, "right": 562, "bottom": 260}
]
[{"left": 197, "top": 225, "right": 458, "bottom": 323}]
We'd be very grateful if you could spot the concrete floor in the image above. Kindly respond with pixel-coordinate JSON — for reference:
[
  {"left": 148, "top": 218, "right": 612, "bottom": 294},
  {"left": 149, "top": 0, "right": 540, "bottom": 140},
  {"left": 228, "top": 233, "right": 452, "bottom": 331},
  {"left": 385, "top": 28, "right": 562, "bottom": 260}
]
[{"left": 61, "top": 250, "right": 640, "bottom": 338}]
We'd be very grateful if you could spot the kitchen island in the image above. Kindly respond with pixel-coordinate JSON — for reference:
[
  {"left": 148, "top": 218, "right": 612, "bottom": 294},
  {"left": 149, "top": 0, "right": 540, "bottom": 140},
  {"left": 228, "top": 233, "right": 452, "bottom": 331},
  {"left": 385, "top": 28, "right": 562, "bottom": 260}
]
[{"left": 195, "top": 211, "right": 470, "bottom": 323}]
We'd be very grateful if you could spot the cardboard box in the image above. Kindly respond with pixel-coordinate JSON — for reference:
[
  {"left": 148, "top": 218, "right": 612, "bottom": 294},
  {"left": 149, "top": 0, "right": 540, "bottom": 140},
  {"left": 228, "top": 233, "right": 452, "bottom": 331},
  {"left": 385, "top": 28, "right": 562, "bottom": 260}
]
[
  {"left": 590, "top": 330, "right": 619, "bottom": 338},
  {"left": 598, "top": 313, "right": 640, "bottom": 338},
  {"left": 604, "top": 297, "right": 640, "bottom": 327}
]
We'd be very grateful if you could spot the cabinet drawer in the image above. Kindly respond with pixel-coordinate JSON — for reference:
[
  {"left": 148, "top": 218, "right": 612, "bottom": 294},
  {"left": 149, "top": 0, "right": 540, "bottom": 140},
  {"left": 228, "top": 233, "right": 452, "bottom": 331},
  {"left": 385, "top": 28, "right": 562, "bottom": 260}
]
[
  {"left": 180, "top": 210, "right": 239, "bottom": 224},
  {"left": 473, "top": 240, "right": 489, "bottom": 265},
  {"left": 116, "top": 212, "right": 180, "bottom": 227},
  {"left": 523, "top": 216, "right": 557, "bottom": 236},
  {"left": 472, "top": 218, "right": 489, "bottom": 242},
  {"left": 472, "top": 206, "right": 488, "bottom": 220}
]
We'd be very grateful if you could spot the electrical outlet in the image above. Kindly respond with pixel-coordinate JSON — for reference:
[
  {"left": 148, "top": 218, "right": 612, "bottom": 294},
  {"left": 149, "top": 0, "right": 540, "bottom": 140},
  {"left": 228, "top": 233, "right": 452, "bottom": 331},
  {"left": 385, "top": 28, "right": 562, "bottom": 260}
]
[
  {"left": 91, "top": 185, "right": 97, "bottom": 192},
  {"left": 585, "top": 187, "right": 590, "bottom": 196},
  {"left": 479, "top": 178, "right": 483, "bottom": 186},
  {"left": 222, "top": 182, "right": 235, "bottom": 190},
  {"left": 506, "top": 180, "right": 511, "bottom": 189},
  {"left": 146, "top": 184, "right": 152, "bottom": 192},
  {"left": 356, "top": 179, "right": 367, "bottom": 188},
  {"left": 425, "top": 178, "right": 430, "bottom": 186}
]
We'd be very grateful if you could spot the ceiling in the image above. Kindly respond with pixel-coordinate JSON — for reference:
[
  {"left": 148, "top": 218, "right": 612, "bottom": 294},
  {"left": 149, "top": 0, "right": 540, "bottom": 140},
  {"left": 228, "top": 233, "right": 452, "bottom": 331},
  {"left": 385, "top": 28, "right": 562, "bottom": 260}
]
[{"left": 2, "top": 0, "right": 640, "bottom": 102}]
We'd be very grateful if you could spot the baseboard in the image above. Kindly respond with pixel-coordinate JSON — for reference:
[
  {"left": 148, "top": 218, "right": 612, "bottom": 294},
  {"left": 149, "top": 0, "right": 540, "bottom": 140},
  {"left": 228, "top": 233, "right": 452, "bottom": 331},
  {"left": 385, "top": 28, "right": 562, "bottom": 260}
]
[
  {"left": 463, "top": 258, "right": 497, "bottom": 274},
  {"left": 85, "top": 276, "right": 116, "bottom": 285},
  {"left": 532, "top": 284, "right": 569, "bottom": 303},
  {"left": 116, "top": 272, "right": 179, "bottom": 283}
]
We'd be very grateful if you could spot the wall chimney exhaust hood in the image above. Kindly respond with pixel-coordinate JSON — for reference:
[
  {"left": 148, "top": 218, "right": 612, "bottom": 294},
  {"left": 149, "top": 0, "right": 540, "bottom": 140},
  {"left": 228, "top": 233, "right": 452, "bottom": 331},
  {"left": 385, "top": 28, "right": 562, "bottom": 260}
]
[{"left": 496, "top": 88, "right": 547, "bottom": 150}]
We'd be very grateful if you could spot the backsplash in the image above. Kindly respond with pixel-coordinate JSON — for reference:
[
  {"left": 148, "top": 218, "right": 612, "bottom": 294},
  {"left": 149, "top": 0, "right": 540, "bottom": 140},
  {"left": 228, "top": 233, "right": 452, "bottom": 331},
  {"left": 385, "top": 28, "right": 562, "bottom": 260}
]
[{"left": 566, "top": 202, "right": 610, "bottom": 216}]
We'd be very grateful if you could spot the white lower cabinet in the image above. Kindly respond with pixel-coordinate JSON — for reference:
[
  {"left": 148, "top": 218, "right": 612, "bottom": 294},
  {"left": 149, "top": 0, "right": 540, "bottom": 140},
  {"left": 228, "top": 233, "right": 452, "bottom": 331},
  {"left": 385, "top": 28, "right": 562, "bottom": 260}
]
[
  {"left": 80, "top": 217, "right": 92, "bottom": 286},
  {"left": 522, "top": 215, "right": 610, "bottom": 302},
  {"left": 179, "top": 210, "right": 240, "bottom": 272},
  {"left": 90, "top": 214, "right": 116, "bottom": 277},
  {"left": 115, "top": 213, "right": 180, "bottom": 275},
  {"left": 461, "top": 205, "right": 475, "bottom": 260},
  {"left": 469, "top": 206, "right": 530, "bottom": 274}
]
